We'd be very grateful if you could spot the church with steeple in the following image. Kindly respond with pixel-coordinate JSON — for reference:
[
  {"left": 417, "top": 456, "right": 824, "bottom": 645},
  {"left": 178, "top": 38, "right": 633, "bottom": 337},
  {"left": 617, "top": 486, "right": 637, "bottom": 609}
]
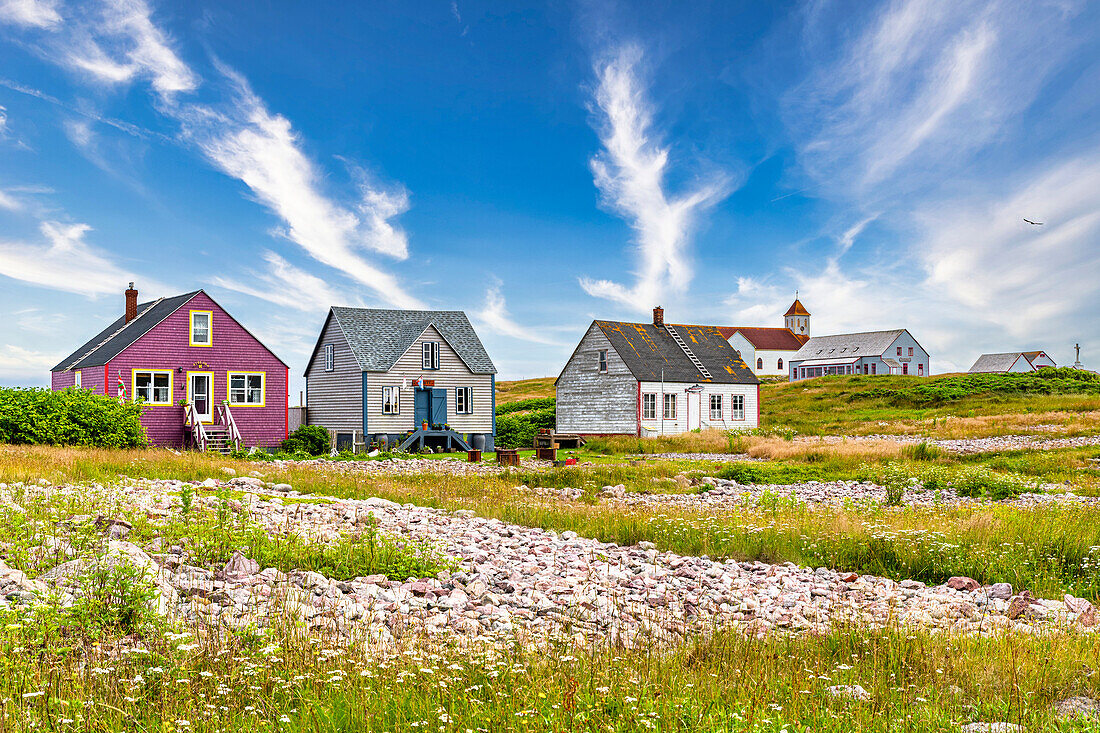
[{"left": 719, "top": 296, "right": 812, "bottom": 377}]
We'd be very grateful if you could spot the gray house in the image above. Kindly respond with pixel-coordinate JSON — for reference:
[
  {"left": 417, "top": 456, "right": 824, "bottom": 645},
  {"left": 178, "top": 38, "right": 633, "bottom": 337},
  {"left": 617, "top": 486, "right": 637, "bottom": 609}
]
[
  {"left": 304, "top": 307, "right": 497, "bottom": 451},
  {"left": 556, "top": 307, "right": 760, "bottom": 436},
  {"left": 789, "top": 329, "right": 929, "bottom": 381},
  {"left": 969, "top": 351, "right": 1056, "bottom": 373}
]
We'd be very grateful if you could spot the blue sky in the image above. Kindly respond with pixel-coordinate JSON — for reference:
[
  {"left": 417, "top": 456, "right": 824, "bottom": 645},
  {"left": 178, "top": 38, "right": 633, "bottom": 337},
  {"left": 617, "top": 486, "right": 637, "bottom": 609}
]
[{"left": 1, "top": 0, "right": 1098, "bottom": 394}]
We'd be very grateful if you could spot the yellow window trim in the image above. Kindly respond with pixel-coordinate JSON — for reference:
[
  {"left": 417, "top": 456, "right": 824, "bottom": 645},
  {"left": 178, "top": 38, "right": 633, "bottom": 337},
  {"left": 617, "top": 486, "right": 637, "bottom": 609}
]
[
  {"left": 189, "top": 310, "right": 214, "bottom": 347},
  {"left": 226, "top": 370, "right": 266, "bottom": 407},
  {"left": 131, "top": 368, "right": 173, "bottom": 406},
  {"left": 185, "top": 371, "right": 215, "bottom": 424}
]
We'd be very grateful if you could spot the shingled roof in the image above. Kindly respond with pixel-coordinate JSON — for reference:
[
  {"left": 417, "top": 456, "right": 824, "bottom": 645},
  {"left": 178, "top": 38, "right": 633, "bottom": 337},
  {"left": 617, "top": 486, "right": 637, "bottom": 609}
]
[
  {"left": 313, "top": 307, "right": 496, "bottom": 375},
  {"left": 969, "top": 352, "right": 1031, "bottom": 373},
  {"left": 792, "top": 329, "right": 908, "bottom": 361},
  {"left": 52, "top": 291, "right": 203, "bottom": 371},
  {"left": 718, "top": 326, "right": 809, "bottom": 351},
  {"left": 784, "top": 298, "right": 810, "bottom": 317},
  {"left": 594, "top": 320, "right": 758, "bottom": 384}
]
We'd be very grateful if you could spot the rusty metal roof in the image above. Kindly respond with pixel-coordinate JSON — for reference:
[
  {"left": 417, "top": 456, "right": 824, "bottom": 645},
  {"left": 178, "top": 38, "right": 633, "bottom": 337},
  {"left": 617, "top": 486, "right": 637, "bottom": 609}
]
[{"left": 594, "top": 320, "right": 759, "bottom": 384}]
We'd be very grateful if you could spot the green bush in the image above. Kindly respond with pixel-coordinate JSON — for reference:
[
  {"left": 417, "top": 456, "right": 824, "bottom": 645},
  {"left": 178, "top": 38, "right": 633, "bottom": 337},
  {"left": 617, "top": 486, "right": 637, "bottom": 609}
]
[
  {"left": 495, "top": 407, "right": 555, "bottom": 449},
  {"left": 849, "top": 368, "right": 1100, "bottom": 407},
  {"left": 496, "top": 397, "right": 555, "bottom": 415},
  {"left": 0, "top": 387, "right": 146, "bottom": 448},
  {"left": 281, "top": 424, "right": 330, "bottom": 455}
]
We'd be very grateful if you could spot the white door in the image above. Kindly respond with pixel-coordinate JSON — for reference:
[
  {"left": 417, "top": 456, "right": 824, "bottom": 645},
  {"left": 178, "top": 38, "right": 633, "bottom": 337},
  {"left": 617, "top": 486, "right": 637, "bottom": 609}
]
[
  {"left": 687, "top": 392, "right": 701, "bottom": 431},
  {"left": 189, "top": 373, "right": 212, "bottom": 423}
]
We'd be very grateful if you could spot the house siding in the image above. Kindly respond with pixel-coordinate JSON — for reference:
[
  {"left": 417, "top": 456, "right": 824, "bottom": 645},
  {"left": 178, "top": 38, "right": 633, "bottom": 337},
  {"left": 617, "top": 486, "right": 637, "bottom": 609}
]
[
  {"left": 99, "top": 292, "right": 287, "bottom": 447},
  {"left": 638, "top": 381, "right": 759, "bottom": 434},
  {"left": 304, "top": 314, "right": 363, "bottom": 433},
  {"left": 556, "top": 323, "right": 638, "bottom": 434},
  {"left": 365, "top": 324, "right": 493, "bottom": 435}
]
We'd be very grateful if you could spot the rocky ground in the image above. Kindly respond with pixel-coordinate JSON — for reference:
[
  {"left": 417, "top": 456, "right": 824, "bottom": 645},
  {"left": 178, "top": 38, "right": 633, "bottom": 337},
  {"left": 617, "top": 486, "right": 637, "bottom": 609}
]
[
  {"left": 1, "top": 477, "right": 1096, "bottom": 649},
  {"left": 808, "top": 433, "right": 1100, "bottom": 454},
  {"left": 263, "top": 455, "right": 550, "bottom": 475}
]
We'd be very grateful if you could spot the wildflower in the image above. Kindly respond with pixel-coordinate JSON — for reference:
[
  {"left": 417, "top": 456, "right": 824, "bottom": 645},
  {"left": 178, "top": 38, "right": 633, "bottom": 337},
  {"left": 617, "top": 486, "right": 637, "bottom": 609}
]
[{"left": 22, "top": 691, "right": 45, "bottom": 699}]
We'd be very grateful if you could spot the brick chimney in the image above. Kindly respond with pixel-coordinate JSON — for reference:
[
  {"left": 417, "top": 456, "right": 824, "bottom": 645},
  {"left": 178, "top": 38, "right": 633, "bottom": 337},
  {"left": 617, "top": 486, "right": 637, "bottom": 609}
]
[
  {"left": 653, "top": 306, "right": 664, "bottom": 327},
  {"left": 125, "top": 282, "right": 138, "bottom": 324}
]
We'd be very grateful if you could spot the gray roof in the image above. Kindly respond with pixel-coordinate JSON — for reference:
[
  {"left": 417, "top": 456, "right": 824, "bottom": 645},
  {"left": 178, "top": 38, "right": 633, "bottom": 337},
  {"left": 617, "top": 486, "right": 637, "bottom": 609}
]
[
  {"left": 969, "top": 352, "right": 1029, "bottom": 373},
  {"left": 314, "top": 307, "right": 496, "bottom": 375},
  {"left": 591, "top": 320, "right": 759, "bottom": 384},
  {"left": 792, "top": 329, "right": 908, "bottom": 362},
  {"left": 52, "top": 291, "right": 203, "bottom": 371}
]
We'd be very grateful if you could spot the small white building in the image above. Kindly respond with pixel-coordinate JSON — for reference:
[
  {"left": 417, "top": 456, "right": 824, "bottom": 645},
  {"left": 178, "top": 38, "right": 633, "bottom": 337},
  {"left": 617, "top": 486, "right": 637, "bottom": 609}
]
[
  {"left": 969, "top": 350, "right": 1057, "bottom": 373},
  {"left": 556, "top": 307, "right": 760, "bottom": 436},
  {"left": 789, "top": 329, "right": 930, "bottom": 380},
  {"left": 720, "top": 298, "right": 810, "bottom": 376}
]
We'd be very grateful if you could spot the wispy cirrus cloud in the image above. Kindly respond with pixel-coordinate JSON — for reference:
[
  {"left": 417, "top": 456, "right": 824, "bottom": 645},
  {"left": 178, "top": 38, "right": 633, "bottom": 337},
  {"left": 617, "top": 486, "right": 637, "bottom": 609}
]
[
  {"left": 473, "top": 281, "right": 561, "bottom": 345},
  {"left": 0, "top": 0, "right": 60, "bottom": 28},
  {"left": 0, "top": 0, "right": 423, "bottom": 309},
  {"left": 0, "top": 220, "right": 151, "bottom": 297},
  {"left": 579, "top": 44, "right": 730, "bottom": 312}
]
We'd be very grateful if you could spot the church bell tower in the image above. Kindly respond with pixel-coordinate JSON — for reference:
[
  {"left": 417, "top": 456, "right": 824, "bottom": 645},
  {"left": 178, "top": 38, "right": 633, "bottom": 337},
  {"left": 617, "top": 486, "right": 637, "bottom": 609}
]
[{"left": 784, "top": 294, "right": 810, "bottom": 336}]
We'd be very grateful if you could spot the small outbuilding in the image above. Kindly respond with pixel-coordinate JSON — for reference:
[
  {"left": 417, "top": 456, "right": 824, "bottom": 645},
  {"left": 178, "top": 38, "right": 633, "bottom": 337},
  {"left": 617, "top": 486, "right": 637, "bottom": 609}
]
[
  {"left": 303, "top": 307, "right": 497, "bottom": 452},
  {"left": 969, "top": 350, "right": 1057, "bottom": 373},
  {"left": 556, "top": 307, "right": 760, "bottom": 436}
]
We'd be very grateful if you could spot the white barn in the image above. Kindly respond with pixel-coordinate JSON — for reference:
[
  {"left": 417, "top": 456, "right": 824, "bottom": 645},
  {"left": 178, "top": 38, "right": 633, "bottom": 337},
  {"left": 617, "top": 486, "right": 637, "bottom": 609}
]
[
  {"left": 969, "top": 350, "right": 1057, "bottom": 373},
  {"left": 556, "top": 308, "right": 760, "bottom": 436}
]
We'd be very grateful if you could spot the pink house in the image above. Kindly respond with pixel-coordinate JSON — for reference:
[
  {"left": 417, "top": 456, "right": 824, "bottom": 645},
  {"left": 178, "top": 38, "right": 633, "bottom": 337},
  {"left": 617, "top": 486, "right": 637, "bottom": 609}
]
[{"left": 51, "top": 284, "right": 289, "bottom": 451}]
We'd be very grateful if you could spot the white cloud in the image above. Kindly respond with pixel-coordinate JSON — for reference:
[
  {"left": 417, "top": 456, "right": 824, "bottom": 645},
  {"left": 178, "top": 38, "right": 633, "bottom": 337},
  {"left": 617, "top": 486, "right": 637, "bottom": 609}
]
[
  {"left": 0, "top": 343, "right": 62, "bottom": 381},
  {"left": 0, "top": 189, "right": 21, "bottom": 211},
  {"left": 0, "top": 0, "right": 61, "bottom": 28},
  {"left": 0, "top": 220, "right": 142, "bottom": 296},
  {"left": 473, "top": 281, "right": 560, "bottom": 345},
  {"left": 210, "top": 251, "right": 360, "bottom": 313},
  {"left": 178, "top": 69, "right": 421, "bottom": 307},
  {"left": 580, "top": 44, "right": 730, "bottom": 311}
]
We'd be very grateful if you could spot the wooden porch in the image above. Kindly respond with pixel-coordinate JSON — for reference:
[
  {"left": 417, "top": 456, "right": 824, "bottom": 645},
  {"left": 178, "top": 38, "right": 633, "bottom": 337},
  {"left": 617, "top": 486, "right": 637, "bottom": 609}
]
[{"left": 397, "top": 428, "right": 472, "bottom": 453}]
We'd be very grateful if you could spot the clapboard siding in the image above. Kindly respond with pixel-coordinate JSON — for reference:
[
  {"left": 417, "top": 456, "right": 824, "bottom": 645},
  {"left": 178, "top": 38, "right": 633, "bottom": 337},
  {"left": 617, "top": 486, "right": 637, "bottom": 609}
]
[
  {"left": 367, "top": 325, "right": 493, "bottom": 434},
  {"left": 107, "top": 292, "right": 288, "bottom": 447},
  {"left": 556, "top": 323, "right": 637, "bottom": 434},
  {"left": 637, "top": 381, "right": 758, "bottom": 434},
  {"left": 304, "top": 313, "right": 363, "bottom": 433}
]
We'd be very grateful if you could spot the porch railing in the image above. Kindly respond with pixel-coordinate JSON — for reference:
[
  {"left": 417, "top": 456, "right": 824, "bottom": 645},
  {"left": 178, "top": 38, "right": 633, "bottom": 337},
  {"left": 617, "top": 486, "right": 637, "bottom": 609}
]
[
  {"left": 183, "top": 402, "right": 208, "bottom": 452},
  {"left": 217, "top": 403, "right": 242, "bottom": 452}
]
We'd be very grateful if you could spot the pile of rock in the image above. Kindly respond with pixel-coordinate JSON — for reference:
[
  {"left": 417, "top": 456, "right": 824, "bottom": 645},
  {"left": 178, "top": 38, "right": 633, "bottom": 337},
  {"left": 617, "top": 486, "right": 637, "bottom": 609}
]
[{"left": 266, "top": 456, "right": 549, "bottom": 476}]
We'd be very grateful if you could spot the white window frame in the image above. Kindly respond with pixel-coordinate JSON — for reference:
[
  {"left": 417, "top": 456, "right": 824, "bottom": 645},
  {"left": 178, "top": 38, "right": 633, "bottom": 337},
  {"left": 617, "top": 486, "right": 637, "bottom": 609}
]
[
  {"left": 642, "top": 393, "right": 656, "bottom": 420},
  {"left": 709, "top": 394, "right": 723, "bottom": 420},
  {"left": 133, "top": 369, "right": 172, "bottom": 406},
  {"left": 663, "top": 393, "right": 677, "bottom": 419},
  {"left": 456, "top": 386, "right": 473, "bottom": 414},
  {"left": 324, "top": 344, "right": 335, "bottom": 372},
  {"left": 422, "top": 341, "right": 440, "bottom": 370},
  {"left": 597, "top": 349, "right": 608, "bottom": 373},
  {"left": 189, "top": 310, "right": 213, "bottom": 347},
  {"left": 227, "top": 371, "right": 265, "bottom": 406},
  {"left": 74, "top": 370, "right": 82, "bottom": 389},
  {"left": 382, "top": 386, "right": 400, "bottom": 415},
  {"left": 730, "top": 394, "right": 746, "bottom": 421}
]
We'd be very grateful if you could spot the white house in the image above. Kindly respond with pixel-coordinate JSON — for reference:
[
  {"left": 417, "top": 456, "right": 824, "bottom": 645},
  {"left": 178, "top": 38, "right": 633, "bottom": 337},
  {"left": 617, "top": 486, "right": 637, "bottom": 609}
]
[
  {"left": 720, "top": 298, "right": 810, "bottom": 376},
  {"left": 969, "top": 350, "right": 1057, "bottom": 373},
  {"left": 789, "top": 329, "right": 930, "bottom": 381},
  {"left": 556, "top": 307, "right": 760, "bottom": 436}
]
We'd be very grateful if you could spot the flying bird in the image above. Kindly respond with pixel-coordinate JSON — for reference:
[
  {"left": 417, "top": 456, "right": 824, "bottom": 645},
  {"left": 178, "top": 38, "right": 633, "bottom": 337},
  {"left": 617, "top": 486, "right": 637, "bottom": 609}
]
[{"left": 1023, "top": 218, "right": 1044, "bottom": 225}]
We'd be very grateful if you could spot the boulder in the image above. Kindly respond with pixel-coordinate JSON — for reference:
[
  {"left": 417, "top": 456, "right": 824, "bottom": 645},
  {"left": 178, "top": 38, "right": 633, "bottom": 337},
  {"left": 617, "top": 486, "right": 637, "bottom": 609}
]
[
  {"left": 946, "top": 576, "right": 980, "bottom": 592},
  {"left": 987, "top": 583, "right": 1013, "bottom": 600},
  {"left": 1054, "top": 697, "right": 1100, "bottom": 720},
  {"left": 223, "top": 551, "right": 260, "bottom": 579}
]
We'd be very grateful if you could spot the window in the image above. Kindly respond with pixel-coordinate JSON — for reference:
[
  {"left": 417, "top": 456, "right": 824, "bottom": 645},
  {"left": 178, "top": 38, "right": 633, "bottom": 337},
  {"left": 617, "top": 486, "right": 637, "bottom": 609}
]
[
  {"left": 730, "top": 394, "right": 745, "bottom": 420},
  {"left": 189, "top": 310, "right": 212, "bottom": 347},
  {"left": 324, "top": 344, "right": 334, "bottom": 372},
  {"left": 133, "top": 370, "right": 171, "bottom": 405},
  {"left": 663, "top": 393, "right": 677, "bottom": 419},
  {"left": 422, "top": 341, "right": 440, "bottom": 370},
  {"left": 228, "top": 372, "right": 264, "bottom": 406},
  {"left": 918, "top": 363, "right": 924, "bottom": 376},
  {"left": 871, "top": 362, "right": 877, "bottom": 375},
  {"left": 897, "top": 346, "right": 902, "bottom": 356},
  {"left": 382, "top": 386, "right": 400, "bottom": 414},
  {"left": 756, "top": 358, "right": 763, "bottom": 370},
  {"left": 597, "top": 349, "right": 608, "bottom": 373},
  {"left": 777, "top": 358, "right": 783, "bottom": 370},
  {"left": 709, "top": 394, "right": 723, "bottom": 420},
  {"left": 908, "top": 347, "right": 914, "bottom": 356},
  {"left": 903, "top": 363, "right": 909, "bottom": 375},
  {"left": 642, "top": 393, "right": 656, "bottom": 419},
  {"left": 74, "top": 370, "right": 82, "bottom": 388},
  {"left": 456, "top": 386, "right": 473, "bottom": 414}
]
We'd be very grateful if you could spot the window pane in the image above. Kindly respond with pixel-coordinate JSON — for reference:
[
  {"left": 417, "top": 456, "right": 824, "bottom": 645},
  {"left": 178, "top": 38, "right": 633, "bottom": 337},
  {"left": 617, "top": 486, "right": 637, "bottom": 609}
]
[
  {"left": 247, "top": 375, "right": 263, "bottom": 403},
  {"left": 192, "top": 313, "right": 210, "bottom": 343}
]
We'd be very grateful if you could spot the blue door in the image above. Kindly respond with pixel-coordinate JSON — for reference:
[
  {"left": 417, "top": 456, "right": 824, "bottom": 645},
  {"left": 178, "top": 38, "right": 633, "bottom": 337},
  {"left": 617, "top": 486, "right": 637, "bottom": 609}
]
[{"left": 414, "top": 388, "right": 448, "bottom": 427}]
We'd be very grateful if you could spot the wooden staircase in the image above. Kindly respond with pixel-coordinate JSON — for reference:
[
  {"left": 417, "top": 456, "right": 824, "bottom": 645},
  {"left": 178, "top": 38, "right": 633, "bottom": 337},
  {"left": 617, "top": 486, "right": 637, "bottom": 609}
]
[{"left": 184, "top": 403, "right": 243, "bottom": 453}]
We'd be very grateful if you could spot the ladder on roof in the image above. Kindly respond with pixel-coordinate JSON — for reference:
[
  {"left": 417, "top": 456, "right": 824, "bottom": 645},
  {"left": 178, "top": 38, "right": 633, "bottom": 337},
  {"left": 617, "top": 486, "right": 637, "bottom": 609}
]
[
  {"left": 665, "top": 325, "right": 712, "bottom": 379},
  {"left": 65, "top": 297, "right": 165, "bottom": 370}
]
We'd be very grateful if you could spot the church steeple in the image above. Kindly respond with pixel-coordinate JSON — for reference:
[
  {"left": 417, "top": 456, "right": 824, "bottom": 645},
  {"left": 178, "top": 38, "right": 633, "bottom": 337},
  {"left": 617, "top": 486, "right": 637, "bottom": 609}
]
[{"left": 784, "top": 292, "right": 810, "bottom": 336}]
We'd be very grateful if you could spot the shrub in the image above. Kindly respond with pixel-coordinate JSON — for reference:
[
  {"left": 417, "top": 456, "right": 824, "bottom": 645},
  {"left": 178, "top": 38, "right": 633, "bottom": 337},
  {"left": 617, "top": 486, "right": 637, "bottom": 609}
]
[
  {"left": 0, "top": 387, "right": 146, "bottom": 448},
  {"left": 496, "top": 397, "right": 555, "bottom": 415},
  {"left": 281, "top": 424, "right": 330, "bottom": 455},
  {"left": 879, "top": 462, "right": 912, "bottom": 505},
  {"left": 902, "top": 441, "right": 943, "bottom": 461},
  {"left": 849, "top": 368, "right": 1100, "bottom": 407},
  {"left": 495, "top": 407, "right": 555, "bottom": 449}
]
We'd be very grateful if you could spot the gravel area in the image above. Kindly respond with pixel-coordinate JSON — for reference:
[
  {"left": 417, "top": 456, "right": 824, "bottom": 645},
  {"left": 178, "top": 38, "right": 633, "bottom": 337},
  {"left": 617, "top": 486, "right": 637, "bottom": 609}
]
[
  {"left": 262, "top": 456, "right": 550, "bottom": 476},
  {"left": 808, "top": 433, "right": 1100, "bottom": 454},
  {"left": 2, "top": 477, "right": 1095, "bottom": 648}
]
